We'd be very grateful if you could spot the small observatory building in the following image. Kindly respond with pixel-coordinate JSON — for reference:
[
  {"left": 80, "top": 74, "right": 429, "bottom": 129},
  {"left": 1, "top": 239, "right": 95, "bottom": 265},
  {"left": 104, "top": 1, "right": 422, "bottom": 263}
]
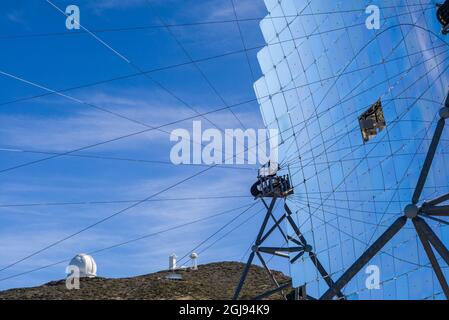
[{"left": 68, "top": 253, "right": 97, "bottom": 278}]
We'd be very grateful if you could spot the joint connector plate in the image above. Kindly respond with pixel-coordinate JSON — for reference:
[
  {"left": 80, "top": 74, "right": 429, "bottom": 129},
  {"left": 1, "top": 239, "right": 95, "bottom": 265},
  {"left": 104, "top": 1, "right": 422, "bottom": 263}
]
[{"left": 404, "top": 204, "right": 419, "bottom": 219}]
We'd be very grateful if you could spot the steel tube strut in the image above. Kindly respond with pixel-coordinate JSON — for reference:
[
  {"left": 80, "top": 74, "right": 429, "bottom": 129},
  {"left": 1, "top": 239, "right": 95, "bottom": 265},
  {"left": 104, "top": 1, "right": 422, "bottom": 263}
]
[
  {"left": 421, "top": 205, "right": 449, "bottom": 216},
  {"left": 413, "top": 219, "right": 449, "bottom": 299},
  {"left": 414, "top": 217, "right": 449, "bottom": 266},
  {"left": 309, "top": 251, "right": 345, "bottom": 299},
  {"left": 412, "top": 118, "right": 445, "bottom": 204},
  {"left": 258, "top": 246, "right": 304, "bottom": 253},
  {"left": 255, "top": 198, "right": 277, "bottom": 245},
  {"left": 284, "top": 204, "right": 304, "bottom": 239},
  {"left": 288, "top": 237, "right": 303, "bottom": 246},
  {"left": 284, "top": 204, "right": 310, "bottom": 247},
  {"left": 290, "top": 251, "right": 306, "bottom": 264},
  {"left": 259, "top": 214, "right": 286, "bottom": 243},
  {"left": 284, "top": 203, "right": 344, "bottom": 297},
  {"left": 233, "top": 198, "right": 277, "bottom": 300},
  {"left": 265, "top": 251, "right": 290, "bottom": 259},
  {"left": 261, "top": 199, "right": 288, "bottom": 242},
  {"left": 254, "top": 282, "right": 292, "bottom": 300},
  {"left": 233, "top": 252, "right": 256, "bottom": 300},
  {"left": 426, "top": 192, "right": 449, "bottom": 206},
  {"left": 320, "top": 216, "right": 407, "bottom": 300},
  {"left": 256, "top": 252, "right": 286, "bottom": 300},
  {"left": 419, "top": 213, "right": 449, "bottom": 226},
  {"left": 260, "top": 214, "right": 288, "bottom": 242},
  {"left": 269, "top": 212, "right": 289, "bottom": 241}
]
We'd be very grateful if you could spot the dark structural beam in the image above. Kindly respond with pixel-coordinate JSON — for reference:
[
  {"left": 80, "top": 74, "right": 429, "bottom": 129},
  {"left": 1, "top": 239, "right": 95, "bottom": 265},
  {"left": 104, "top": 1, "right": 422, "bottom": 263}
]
[
  {"left": 233, "top": 198, "right": 277, "bottom": 300},
  {"left": 413, "top": 92, "right": 448, "bottom": 205},
  {"left": 421, "top": 205, "right": 449, "bottom": 216},
  {"left": 290, "top": 251, "right": 306, "bottom": 264},
  {"left": 320, "top": 216, "right": 407, "bottom": 300},
  {"left": 288, "top": 236, "right": 303, "bottom": 246},
  {"left": 419, "top": 213, "right": 449, "bottom": 226},
  {"left": 255, "top": 198, "right": 277, "bottom": 246},
  {"left": 255, "top": 252, "right": 286, "bottom": 299},
  {"left": 259, "top": 214, "right": 286, "bottom": 243},
  {"left": 309, "top": 251, "right": 345, "bottom": 299},
  {"left": 412, "top": 118, "right": 445, "bottom": 204},
  {"left": 413, "top": 218, "right": 449, "bottom": 299},
  {"left": 257, "top": 246, "right": 304, "bottom": 253},
  {"left": 426, "top": 192, "right": 449, "bottom": 206},
  {"left": 284, "top": 203, "right": 344, "bottom": 298},
  {"left": 284, "top": 203, "right": 308, "bottom": 245},
  {"left": 414, "top": 217, "right": 449, "bottom": 266},
  {"left": 261, "top": 199, "right": 289, "bottom": 241},
  {"left": 253, "top": 282, "right": 292, "bottom": 300},
  {"left": 233, "top": 251, "right": 256, "bottom": 300}
]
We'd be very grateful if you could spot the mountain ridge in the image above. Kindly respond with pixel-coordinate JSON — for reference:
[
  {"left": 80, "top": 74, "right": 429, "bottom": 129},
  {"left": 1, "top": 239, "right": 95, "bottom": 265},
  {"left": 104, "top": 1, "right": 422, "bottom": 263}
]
[{"left": 0, "top": 262, "right": 291, "bottom": 300}]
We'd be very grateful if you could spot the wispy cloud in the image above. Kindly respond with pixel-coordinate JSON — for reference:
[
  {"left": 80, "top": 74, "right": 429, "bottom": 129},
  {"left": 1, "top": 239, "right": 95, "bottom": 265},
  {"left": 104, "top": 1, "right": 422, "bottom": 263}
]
[
  {"left": 205, "top": 0, "right": 267, "bottom": 20},
  {"left": 87, "top": 0, "right": 149, "bottom": 14},
  {"left": 0, "top": 89, "right": 195, "bottom": 152},
  {"left": 0, "top": 85, "right": 263, "bottom": 153},
  {"left": 0, "top": 167, "right": 258, "bottom": 290},
  {"left": 5, "top": 11, "right": 26, "bottom": 26}
]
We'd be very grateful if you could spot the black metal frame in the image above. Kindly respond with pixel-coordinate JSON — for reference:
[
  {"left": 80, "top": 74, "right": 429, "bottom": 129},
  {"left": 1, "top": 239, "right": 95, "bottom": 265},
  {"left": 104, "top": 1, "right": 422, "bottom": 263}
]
[
  {"left": 321, "top": 96, "right": 449, "bottom": 300},
  {"left": 233, "top": 196, "right": 344, "bottom": 300}
]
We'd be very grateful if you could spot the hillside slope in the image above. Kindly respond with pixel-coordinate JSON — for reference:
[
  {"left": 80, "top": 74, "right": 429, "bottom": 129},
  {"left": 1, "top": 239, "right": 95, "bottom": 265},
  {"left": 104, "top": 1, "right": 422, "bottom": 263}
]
[{"left": 0, "top": 262, "right": 291, "bottom": 300}]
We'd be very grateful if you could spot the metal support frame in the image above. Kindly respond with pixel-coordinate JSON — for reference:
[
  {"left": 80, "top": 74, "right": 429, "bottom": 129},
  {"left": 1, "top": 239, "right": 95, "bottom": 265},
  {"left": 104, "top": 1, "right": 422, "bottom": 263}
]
[
  {"left": 233, "top": 197, "right": 277, "bottom": 300},
  {"left": 321, "top": 217, "right": 407, "bottom": 300},
  {"left": 413, "top": 218, "right": 449, "bottom": 298},
  {"left": 233, "top": 196, "right": 344, "bottom": 300},
  {"left": 321, "top": 96, "right": 449, "bottom": 300},
  {"left": 235, "top": 94, "right": 449, "bottom": 300}
]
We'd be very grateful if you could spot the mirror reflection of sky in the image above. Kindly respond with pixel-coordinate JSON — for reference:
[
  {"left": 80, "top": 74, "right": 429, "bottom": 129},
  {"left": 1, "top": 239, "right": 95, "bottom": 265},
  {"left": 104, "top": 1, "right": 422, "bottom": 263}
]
[{"left": 255, "top": 0, "right": 449, "bottom": 299}]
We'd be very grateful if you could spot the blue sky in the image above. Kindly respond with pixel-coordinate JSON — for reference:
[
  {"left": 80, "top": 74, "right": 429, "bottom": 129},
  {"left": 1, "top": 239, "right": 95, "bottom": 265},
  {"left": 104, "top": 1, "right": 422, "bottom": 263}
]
[{"left": 0, "top": 0, "right": 275, "bottom": 290}]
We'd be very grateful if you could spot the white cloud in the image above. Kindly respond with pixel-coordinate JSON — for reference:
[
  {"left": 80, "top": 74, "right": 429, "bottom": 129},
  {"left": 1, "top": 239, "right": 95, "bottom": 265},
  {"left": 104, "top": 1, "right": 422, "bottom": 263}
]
[
  {"left": 0, "top": 84, "right": 263, "bottom": 153},
  {"left": 5, "top": 11, "right": 27, "bottom": 26},
  {"left": 0, "top": 88, "right": 196, "bottom": 152},
  {"left": 87, "top": 0, "right": 149, "bottom": 13},
  {"left": 0, "top": 167, "right": 260, "bottom": 290},
  {"left": 205, "top": 0, "right": 267, "bottom": 20}
]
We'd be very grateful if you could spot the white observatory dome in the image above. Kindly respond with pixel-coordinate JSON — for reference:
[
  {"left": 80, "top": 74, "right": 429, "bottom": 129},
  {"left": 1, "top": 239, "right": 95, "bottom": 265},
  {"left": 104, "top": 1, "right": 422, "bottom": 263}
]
[
  {"left": 190, "top": 252, "right": 198, "bottom": 259},
  {"left": 68, "top": 254, "right": 97, "bottom": 278},
  {"left": 190, "top": 252, "right": 198, "bottom": 270}
]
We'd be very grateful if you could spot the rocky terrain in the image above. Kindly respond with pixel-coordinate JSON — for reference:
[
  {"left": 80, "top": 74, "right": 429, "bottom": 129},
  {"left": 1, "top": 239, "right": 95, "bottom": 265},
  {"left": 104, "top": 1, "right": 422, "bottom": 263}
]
[{"left": 0, "top": 262, "right": 291, "bottom": 300}]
